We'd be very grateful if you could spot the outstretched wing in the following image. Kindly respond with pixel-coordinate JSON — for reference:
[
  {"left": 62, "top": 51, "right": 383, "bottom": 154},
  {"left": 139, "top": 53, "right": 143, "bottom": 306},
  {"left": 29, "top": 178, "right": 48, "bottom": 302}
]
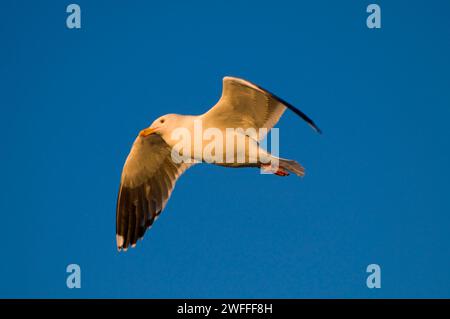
[
  {"left": 116, "top": 134, "right": 191, "bottom": 251},
  {"left": 203, "top": 76, "right": 321, "bottom": 140}
]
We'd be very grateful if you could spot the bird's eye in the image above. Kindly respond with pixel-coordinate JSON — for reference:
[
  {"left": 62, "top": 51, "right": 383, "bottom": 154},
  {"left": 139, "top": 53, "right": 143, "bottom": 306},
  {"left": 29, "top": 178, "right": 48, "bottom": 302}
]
[{"left": 160, "top": 119, "right": 165, "bottom": 124}]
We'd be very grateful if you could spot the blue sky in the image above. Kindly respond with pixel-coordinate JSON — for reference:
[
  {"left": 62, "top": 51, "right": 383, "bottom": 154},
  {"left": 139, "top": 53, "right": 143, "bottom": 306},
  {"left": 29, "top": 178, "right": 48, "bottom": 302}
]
[{"left": 1, "top": 0, "right": 450, "bottom": 298}]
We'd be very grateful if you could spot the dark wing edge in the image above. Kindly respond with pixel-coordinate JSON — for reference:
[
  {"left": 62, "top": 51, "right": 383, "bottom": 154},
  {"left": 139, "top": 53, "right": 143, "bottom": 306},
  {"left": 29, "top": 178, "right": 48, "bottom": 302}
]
[{"left": 225, "top": 76, "right": 323, "bottom": 134}]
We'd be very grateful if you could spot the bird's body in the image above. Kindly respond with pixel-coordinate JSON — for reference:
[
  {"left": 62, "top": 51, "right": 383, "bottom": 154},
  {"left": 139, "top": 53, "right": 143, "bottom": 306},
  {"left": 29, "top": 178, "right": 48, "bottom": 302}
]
[{"left": 116, "top": 76, "right": 321, "bottom": 251}]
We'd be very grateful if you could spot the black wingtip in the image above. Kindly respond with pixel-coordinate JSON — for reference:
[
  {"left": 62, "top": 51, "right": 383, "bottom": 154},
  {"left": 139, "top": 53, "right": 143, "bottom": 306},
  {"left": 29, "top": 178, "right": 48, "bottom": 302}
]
[
  {"left": 242, "top": 78, "right": 322, "bottom": 135},
  {"left": 273, "top": 93, "right": 323, "bottom": 135},
  {"left": 310, "top": 122, "right": 323, "bottom": 135}
]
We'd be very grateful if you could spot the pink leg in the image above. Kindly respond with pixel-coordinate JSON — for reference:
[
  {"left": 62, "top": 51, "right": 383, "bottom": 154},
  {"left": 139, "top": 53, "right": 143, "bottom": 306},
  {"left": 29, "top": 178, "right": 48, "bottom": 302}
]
[{"left": 261, "top": 164, "right": 290, "bottom": 176}]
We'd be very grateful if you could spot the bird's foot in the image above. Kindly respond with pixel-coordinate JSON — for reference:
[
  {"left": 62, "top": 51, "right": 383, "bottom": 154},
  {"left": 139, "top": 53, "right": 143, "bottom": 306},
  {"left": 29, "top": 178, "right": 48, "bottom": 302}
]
[
  {"left": 274, "top": 169, "right": 290, "bottom": 177},
  {"left": 261, "top": 164, "right": 290, "bottom": 176}
]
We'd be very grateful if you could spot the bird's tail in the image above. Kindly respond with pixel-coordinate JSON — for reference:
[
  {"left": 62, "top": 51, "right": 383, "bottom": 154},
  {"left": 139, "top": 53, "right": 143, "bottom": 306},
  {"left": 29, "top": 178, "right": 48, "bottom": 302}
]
[{"left": 277, "top": 158, "right": 305, "bottom": 177}]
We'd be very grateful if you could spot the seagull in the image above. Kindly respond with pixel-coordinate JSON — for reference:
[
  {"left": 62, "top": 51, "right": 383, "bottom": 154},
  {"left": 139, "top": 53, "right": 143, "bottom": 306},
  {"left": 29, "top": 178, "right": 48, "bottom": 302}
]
[{"left": 116, "top": 76, "right": 321, "bottom": 251}]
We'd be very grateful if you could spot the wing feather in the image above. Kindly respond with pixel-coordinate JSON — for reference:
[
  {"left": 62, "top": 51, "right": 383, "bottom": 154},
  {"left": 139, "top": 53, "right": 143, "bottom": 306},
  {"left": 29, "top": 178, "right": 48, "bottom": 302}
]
[
  {"left": 203, "top": 76, "right": 321, "bottom": 140},
  {"left": 116, "top": 134, "right": 191, "bottom": 251}
]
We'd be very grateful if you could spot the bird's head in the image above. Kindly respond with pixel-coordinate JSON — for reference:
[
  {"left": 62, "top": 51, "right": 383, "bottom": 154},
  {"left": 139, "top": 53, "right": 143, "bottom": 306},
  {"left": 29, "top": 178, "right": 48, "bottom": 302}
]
[{"left": 139, "top": 114, "right": 179, "bottom": 139}]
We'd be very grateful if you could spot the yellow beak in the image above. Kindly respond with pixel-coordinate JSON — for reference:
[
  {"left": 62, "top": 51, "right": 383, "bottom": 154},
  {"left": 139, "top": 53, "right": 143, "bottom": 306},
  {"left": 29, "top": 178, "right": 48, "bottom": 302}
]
[{"left": 139, "top": 127, "right": 159, "bottom": 137}]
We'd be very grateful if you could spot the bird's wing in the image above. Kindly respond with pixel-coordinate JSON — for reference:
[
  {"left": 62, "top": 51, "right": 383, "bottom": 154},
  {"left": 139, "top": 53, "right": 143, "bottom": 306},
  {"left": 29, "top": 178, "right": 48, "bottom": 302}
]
[
  {"left": 203, "top": 76, "right": 321, "bottom": 140},
  {"left": 116, "top": 134, "right": 192, "bottom": 251}
]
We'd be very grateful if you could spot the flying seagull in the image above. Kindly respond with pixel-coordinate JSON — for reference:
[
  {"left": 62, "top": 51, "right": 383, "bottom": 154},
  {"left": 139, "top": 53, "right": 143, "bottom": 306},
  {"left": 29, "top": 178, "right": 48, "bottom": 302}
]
[{"left": 116, "top": 76, "right": 321, "bottom": 251}]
